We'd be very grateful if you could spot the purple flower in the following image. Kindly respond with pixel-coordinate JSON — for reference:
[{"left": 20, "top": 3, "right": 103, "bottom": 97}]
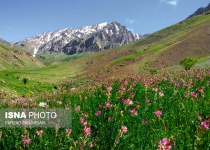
[
  {"left": 158, "top": 138, "right": 175, "bottom": 150},
  {"left": 75, "top": 106, "right": 80, "bottom": 112},
  {"left": 191, "top": 92, "right": 197, "bottom": 98},
  {"left": 119, "top": 86, "right": 126, "bottom": 92},
  {"left": 155, "top": 110, "right": 162, "bottom": 118},
  {"left": 129, "top": 108, "right": 138, "bottom": 116},
  {"left": 142, "top": 120, "right": 148, "bottom": 124},
  {"left": 23, "top": 138, "right": 31, "bottom": 145},
  {"left": 80, "top": 118, "right": 87, "bottom": 126},
  {"left": 201, "top": 121, "right": 209, "bottom": 130},
  {"left": 65, "top": 128, "right": 72, "bottom": 136},
  {"left": 107, "top": 87, "right": 112, "bottom": 91},
  {"left": 105, "top": 101, "right": 112, "bottom": 108},
  {"left": 121, "top": 125, "right": 128, "bottom": 134},
  {"left": 36, "top": 130, "right": 43, "bottom": 136},
  {"left": 197, "top": 115, "right": 202, "bottom": 121},
  {"left": 83, "top": 126, "right": 91, "bottom": 136},
  {"left": 88, "top": 142, "right": 93, "bottom": 148},
  {"left": 95, "top": 110, "right": 101, "bottom": 116}
]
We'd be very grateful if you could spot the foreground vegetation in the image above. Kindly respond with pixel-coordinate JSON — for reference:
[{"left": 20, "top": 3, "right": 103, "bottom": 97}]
[{"left": 0, "top": 69, "right": 209, "bottom": 149}]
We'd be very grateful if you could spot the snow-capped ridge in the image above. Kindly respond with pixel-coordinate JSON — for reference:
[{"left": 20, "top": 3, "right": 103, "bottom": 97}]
[{"left": 15, "top": 21, "right": 141, "bottom": 57}]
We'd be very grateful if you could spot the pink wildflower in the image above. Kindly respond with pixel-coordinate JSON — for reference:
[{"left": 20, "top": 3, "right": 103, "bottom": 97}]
[
  {"left": 123, "top": 99, "right": 133, "bottom": 106},
  {"left": 95, "top": 110, "right": 101, "bottom": 116},
  {"left": 83, "top": 126, "right": 91, "bottom": 136},
  {"left": 198, "top": 89, "right": 204, "bottom": 93},
  {"left": 143, "top": 120, "right": 148, "bottom": 124},
  {"left": 129, "top": 108, "right": 138, "bottom": 116},
  {"left": 75, "top": 106, "right": 80, "bottom": 112},
  {"left": 155, "top": 110, "right": 162, "bottom": 118},
  {"left": 197, "top": 115, "right": 202, "bottom": 121},
  {"left": 152, "top": 88, "right": 158, "bottom": 92},
  {"left": 191, "top": 92, "right": 197, "bottom": 98},
  {"left": 84, "top": 96, "right": 87, "bottom": 100},
  {"left": 58, "top": 101, "right": 62, "bottom": 105},
  {"left": 121, "top": 125, "right": 128, "bottom": 134},
  {"left": 174, "top": 82, "right": 180, "bottom": 87},
  {"left": 80, "top": 145, "right": 84, "bottom": 150},
  {"left": 158, "top": 138, "right": 175, "bottom": 150},
  {"left": 201, "top": 121, "right": 210, "bottom": 130},
  {"left": 36, "top": 130, "right": 43, "bottom": 136},
  {"left": 159, "top": 91, "right": 164, "bottom": 97},
  {"left": 107, "top": 87, "right": 112, "bottom": 91},
  {"left": 108, "top": 117, "right": 112, "bottom": 121},
  {"left": 82, "top": 113, "right": 89, "bottom": 118},
  {"left": 80, "top": 118, "right": 87, "bottom": 126},
  {"left": 163, "top": 77, "right": 168, "bottom": 81},
  {"left": 146, "top": 98, "right": 150, "bottom": 102},
  {"left": 119, "top": 86, "right": 126, "bottom": 92},
  {"left": 88, "top": 142, "right": 93, "bottom": 148},
  {"left": 23, "top": 138, "right": 31, "bottom": 145},
  {"left": 98, "top": 104, "right": 102, "bottom": 109},
  {"left": 65, "top": 128, "right": 72, "bottom": 136},
  {"left": 105, "top": 101, "right": 112, "bottom": 108}
]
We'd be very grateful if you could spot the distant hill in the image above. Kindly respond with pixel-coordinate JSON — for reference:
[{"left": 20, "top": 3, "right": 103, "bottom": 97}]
[
  {"left": 188, "top": 3, "right": 210, "bottom": 18},
  {"left": 0, "top": 43, "right": 43, "bottom": 70},
  {"left": 0, "top": 38, "right": 11, "bottom": 46}
]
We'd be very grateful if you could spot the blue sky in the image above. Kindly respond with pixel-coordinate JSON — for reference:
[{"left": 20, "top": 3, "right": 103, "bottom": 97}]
[{"left": 0, "top": 0, "right": 209, "bottom": 42}]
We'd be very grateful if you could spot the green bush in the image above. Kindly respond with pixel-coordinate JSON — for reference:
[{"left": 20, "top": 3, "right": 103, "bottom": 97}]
[
  {"left": 180, "top": 57, "right": 198, "bottom": 70},
  {"left": 22, "top": 77, "right": 28, "bottom": 84}
]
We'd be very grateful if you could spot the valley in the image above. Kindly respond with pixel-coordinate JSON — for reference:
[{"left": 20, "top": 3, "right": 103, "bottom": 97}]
[{"left": 0, "top": 4, "right": 210, "bottom": 149}]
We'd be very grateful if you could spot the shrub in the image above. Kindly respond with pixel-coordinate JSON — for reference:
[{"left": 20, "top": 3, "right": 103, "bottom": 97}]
[
  {"left": 150, "top": 69, "right": 158, "bottom": 74},
  {"left": 180, "top": 57, "right": 198, "bottom": 70},
  {"left": 22, "top": 77, "right": 28, "bottom": 84}
]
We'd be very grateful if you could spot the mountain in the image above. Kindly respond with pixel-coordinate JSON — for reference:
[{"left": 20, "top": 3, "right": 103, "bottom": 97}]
[
  {"left": 0, "top": 38, "right": 11, "bottom": 46},
  {"left": 188, "top": 3, "right": 210, "bottom": 18},
  {"left": 13, "top": 22, "right": 141, "bottom": 57}
]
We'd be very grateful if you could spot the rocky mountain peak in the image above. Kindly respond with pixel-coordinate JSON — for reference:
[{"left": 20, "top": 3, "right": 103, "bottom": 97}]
[{"left": 13, "top": 22, "right": 142, "bottom": 56}]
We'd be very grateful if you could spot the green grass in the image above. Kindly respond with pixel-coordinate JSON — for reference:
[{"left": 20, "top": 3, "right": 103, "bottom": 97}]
[
  {"left": 36, "top": 52, "right": 93, "bottom": 65},
  {"left": 0, "top": 69, "right": 209, "bottom": 149},
  {"left": 0, "top": 70, "right": 54, "bottom": 96}
]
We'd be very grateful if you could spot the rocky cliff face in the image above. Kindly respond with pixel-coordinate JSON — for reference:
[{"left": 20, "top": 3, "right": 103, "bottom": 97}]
[
  {"left": 188, "top": 3, "right": 210, "bottom": 18},
  {"left": 13, "top": 22, "right": 141, "bottom": 56}
]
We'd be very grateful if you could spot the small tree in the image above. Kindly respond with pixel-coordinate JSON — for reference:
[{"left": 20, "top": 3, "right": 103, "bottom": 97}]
[
  {"left": 23, "top": 78, "right": 28, "bottom": 84},
  {"left": 180, "top": 57, "right": 198, "bottom": 70}
]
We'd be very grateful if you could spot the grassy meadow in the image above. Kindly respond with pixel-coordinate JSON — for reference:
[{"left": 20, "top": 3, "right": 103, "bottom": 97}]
[{"left": 0, "top": 69, "right": 210, "bottom": 149}]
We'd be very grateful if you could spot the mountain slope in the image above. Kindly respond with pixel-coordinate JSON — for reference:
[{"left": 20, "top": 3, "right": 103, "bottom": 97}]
[
  {"left": 64, "top": 11, "right": 210, "bottom": 80},
  {"left": 14, "top": 22, "right": 141, "bottom": 56},
  {"left": 19, "top": 12, "right": 210, "bottom": 86},
  {"left": 0, "top": 44, "right": 43, "bottom": 70},
  {"left": 188, "top": 3, "right": 210, "bottom": 18},
  {"left": 0, "top": 38, "right": 11, "bottom": 46}
]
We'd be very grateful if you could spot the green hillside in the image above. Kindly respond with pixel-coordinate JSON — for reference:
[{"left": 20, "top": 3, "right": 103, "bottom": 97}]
[{"left": 0, "top": 44, "right": 43, "bottom": 70}]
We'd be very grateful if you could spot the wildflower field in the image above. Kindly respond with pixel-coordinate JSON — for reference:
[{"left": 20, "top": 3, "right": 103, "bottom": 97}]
[{"left": 0, "top": 69, "right": 210, "bottom": 149}]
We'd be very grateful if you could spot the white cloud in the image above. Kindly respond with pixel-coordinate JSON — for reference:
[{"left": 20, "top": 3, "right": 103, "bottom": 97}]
[
  {"left": 6, "top": 26, "right": 17, "bottom": 31},
  {"left": 127, "top": 28, "right": 135, "bottom": 33},
  {"left": 167, "top": 1, "right": 177, "bottom": 6},
  {"left": 125, "top": 18, "right": 141, "bottom": 25},
  {"left": 160, "top": 0, "right": 179, "bottom": 6}
]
